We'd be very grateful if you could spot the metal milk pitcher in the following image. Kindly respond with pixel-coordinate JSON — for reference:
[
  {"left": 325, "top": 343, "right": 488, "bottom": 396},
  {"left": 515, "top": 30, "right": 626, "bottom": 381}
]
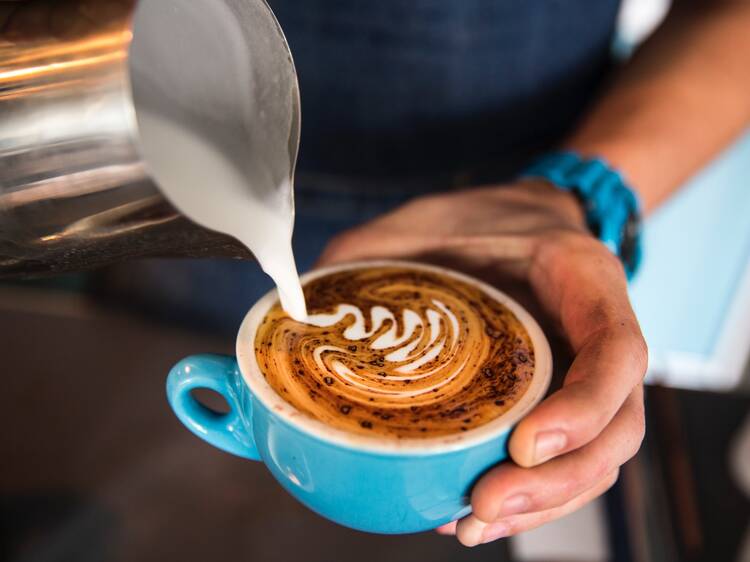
[{"left": 0, "top": 0, "right": 300, "bottom": 277}]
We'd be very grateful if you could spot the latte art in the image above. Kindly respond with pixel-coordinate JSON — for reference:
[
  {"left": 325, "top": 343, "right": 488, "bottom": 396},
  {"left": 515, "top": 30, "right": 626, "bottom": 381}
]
[
  {"left": 254, "top": 266, "right": 535, "bottom": 438},
  {"left": 305, "top": 298, "right": 465, "bottom": 395}
]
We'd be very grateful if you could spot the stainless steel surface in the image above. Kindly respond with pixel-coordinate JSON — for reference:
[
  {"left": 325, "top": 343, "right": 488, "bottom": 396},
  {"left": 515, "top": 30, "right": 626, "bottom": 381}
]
[{"left": 0, "top": 0, "right": 298, "bottom": 277}]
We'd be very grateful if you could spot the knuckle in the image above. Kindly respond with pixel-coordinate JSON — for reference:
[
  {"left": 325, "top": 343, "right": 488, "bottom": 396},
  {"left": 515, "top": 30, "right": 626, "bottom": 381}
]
[
  {"left": 589, "top": 455, "right": 614, "bottom": 483},
  {"left": 555, "top": 455, "right": 594, "bottom": 499},
  {"left": 551, "top": 459, "right": 612, "bottom": 512},
  {"left": 634, "top": 423, "right": 646, "bottom": 451},
  {"left": 631, "top": 430, "right": 646, "bottom": 459},
  {"left": 569, "top": 449, "right": 615, "bottom": 490},
  {"left": 633, "top": 335, "right": 649, "bottom": 374},
  {"left": 557, "top": 473, "right": 581, "bottom": 499},
  {"left": 619, "top": 326, "right": 649, "bottom": 374},
  {"left": 634, "top": 398, "right": 646, "bottom": 435},
  {"left": 502, "top": 518, "right": 522, "bottom": 537},
  {"left": 470, "top": 467, "right": 513, "bottom": 520},
  {"left": 627, "top": 403, "right": 647, "bottom": 458},
  {"left": 471, "top": 491, "right": 498, "bottom": 523},
  {"left": 610, "top": 322, "right": 649, "bottom": 379},
  {"left": 605, "top": 468, "right": 621, "bottom": 490}
]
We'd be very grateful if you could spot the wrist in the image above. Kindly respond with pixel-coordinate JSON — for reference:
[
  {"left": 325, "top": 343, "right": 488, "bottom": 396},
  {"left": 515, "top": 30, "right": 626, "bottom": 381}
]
[
  {"left": 510, "top": 178, "right": 588, "bottom": 231},
  {"left": 519, "top": 152, "right": 644, "bottom": 279}
]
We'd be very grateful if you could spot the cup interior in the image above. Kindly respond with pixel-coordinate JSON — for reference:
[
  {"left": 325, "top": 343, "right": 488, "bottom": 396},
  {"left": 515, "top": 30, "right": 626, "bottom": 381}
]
[{"left": 236, "top": 260, "right": 552, "bottom": 455}]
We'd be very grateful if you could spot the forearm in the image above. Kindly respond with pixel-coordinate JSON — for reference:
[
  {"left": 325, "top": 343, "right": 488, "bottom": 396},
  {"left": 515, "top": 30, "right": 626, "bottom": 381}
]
[{"left": 565, "top": 0, "right": 750, "bottom": 213}]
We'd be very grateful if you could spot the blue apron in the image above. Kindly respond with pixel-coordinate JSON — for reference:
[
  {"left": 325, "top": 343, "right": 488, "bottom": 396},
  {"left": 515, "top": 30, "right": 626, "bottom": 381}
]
[{"left": 272, "top": 0, "right": 620, "bottom": 180}]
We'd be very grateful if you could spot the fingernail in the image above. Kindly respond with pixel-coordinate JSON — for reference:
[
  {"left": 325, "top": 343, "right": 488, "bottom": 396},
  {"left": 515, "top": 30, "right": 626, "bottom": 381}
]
[
  {"left": 456, "top": 516, "right": 487, "bottom": 547},
  {"left": 534, "top": 430, "right": 567, "bottom": 463},
  {"left": 498, "top": 494, "right": 530, "bottom": 517},
  {"left": 481, "top": 521, "right": 510, "bottom": 544}
]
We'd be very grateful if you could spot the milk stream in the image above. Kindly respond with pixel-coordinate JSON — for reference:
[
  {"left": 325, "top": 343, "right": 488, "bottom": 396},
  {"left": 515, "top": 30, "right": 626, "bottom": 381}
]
[
  {"left": 129, "top": 0, "right": 307, "bottom": 321},
  {"left": 136, "top": 111, "right": 307, "bottom": 321}
]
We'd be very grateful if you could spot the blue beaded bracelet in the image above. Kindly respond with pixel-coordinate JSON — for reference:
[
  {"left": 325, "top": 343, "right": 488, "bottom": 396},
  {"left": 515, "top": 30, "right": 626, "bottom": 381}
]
[{"left": 522, "top": 152, "right": 643, "bottom": 279}]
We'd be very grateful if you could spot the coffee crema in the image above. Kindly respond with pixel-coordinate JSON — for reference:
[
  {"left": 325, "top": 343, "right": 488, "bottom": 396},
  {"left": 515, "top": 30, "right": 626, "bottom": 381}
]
[{"left": 254, "top": 266, "right": 535, "bottom": 439}]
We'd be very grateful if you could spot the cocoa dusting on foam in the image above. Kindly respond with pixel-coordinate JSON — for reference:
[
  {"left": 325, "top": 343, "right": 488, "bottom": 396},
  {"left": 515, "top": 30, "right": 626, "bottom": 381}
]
[{"left": 254, "top": 266, "right": 535, "bottom": 439}]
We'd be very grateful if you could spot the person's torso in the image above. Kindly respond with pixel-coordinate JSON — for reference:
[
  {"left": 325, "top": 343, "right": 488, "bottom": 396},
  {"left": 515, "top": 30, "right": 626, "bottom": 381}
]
[{"left": 270, "top": 0, "right": 621, "bottom": 181}]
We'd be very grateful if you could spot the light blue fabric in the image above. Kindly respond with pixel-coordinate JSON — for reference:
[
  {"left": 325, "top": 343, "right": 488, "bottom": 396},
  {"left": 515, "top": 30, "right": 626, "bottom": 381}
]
[{"left": 630, "top": 131, "right": 750, "bottom": 382}]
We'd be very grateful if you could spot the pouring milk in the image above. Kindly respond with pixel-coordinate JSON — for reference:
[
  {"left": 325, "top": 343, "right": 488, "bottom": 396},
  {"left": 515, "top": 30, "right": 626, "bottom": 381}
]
[{"left": 128, "top": 0, "right": 307, "bottom": 321}]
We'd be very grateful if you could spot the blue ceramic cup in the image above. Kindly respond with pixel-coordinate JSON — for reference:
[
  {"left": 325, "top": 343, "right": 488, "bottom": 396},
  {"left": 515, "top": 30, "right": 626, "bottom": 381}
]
[{"left": 166, "top": 261, "right": 551, "bottom": 534}]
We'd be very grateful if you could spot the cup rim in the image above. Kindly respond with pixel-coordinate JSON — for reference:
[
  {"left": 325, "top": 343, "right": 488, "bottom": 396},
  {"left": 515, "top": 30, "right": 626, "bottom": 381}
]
[{"left": 236, "top": 260, "right": 552, "bottom": 456}]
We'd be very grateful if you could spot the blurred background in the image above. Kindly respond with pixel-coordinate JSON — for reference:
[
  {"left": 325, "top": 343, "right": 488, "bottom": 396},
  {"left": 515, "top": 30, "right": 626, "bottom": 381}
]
[{"left": 2, "top": 0, "right": 749, "bottom": 561}]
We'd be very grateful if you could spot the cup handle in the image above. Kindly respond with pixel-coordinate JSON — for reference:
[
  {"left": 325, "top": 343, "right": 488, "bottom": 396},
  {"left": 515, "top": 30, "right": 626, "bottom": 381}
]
[{"left": 166, "top": 354, "right": 261, "bottom": 461}]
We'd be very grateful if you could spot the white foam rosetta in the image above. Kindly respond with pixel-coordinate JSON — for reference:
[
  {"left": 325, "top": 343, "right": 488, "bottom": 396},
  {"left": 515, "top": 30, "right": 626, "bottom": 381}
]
[
  {"left": 305, "top": 300, "right": 467, "bottom": 397},
  {"left": 254, "top": 266, "right": 536, "bottom": 439}
]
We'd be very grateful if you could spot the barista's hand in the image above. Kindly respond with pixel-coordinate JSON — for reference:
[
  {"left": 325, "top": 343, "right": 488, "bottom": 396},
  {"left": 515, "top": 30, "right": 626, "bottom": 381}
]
[{"left": 317, "top": 180, "right": 647, "bottom": 546}]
